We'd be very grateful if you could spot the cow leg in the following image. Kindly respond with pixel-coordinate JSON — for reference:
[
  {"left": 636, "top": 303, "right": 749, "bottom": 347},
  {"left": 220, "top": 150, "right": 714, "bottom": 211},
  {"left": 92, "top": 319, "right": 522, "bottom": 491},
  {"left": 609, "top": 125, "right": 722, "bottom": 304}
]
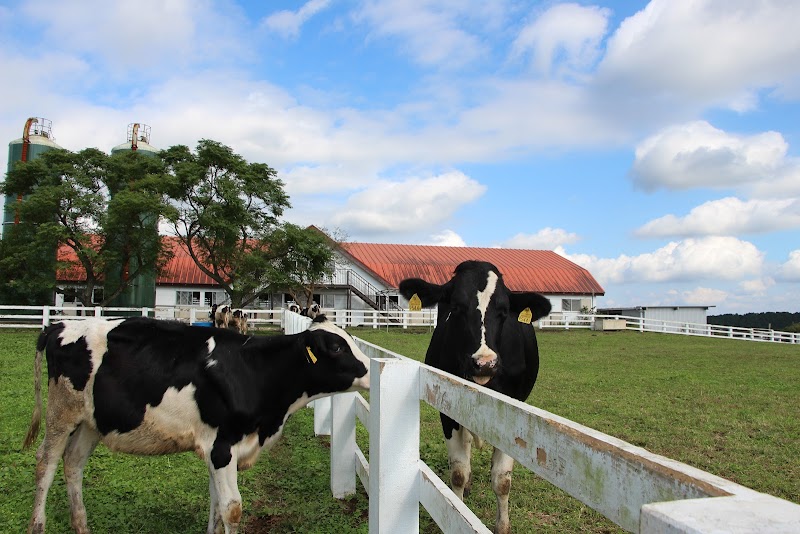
[
  {"left": 491, "top": 447, "right": 515, "bottom": 534},
  {"left": 207, "top": 460, "right": 242, "bottom": 534},
  {"left": 444, "top": 421, "right": 473, "bottom": 500},
  {"left": 207, "top": 476, "right": 221, "bottom": 534},
  {"left": 63, "top": 423, "right": 100, "bottom": 534},
  {"left": 29, "top": 382, "right": 83, "bottom": 534}
]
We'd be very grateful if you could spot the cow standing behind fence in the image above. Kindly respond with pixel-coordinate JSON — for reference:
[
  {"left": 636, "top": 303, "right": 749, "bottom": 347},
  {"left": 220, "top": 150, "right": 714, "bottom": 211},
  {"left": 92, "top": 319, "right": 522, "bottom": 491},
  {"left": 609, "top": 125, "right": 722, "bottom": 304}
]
[
  {"left": 22, "top": 315, "right": 370, "bottom": 534},
  {"left": 400, "top": 260, "right": 551, "bottom": 534}
]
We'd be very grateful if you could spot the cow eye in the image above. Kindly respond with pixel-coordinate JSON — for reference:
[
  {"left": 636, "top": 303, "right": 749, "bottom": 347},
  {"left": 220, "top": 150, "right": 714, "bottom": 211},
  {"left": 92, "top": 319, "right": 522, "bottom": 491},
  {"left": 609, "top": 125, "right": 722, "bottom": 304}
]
[{"left": 330, "top": 344, "right": 343, "bottom": 355}]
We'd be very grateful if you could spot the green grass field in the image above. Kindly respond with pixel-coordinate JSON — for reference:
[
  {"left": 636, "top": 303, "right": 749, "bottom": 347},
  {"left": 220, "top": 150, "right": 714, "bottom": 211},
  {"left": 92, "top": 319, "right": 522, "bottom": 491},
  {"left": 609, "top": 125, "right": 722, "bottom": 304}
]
[{"left": 1, "top": 327, "right": 797, "bottom": 532}]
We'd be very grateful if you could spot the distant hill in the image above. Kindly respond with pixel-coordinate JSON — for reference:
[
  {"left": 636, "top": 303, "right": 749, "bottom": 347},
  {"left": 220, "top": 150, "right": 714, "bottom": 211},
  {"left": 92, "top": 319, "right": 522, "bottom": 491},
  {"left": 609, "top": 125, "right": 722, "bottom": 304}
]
[{"left": 708, "top": 312, "right": 800, "bottom": 331}]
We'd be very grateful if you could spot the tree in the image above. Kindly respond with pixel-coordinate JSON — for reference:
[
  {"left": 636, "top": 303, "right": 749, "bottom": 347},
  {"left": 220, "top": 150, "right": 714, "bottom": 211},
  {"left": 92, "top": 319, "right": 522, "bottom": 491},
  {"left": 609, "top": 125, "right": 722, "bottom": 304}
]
[
  {"left": 1, "top": 148, "right": 173, "bottom": 306},
  {"left": 269, "top": 224, "right": 336, "bottom": 308},
  {"left": 162, "top": 139, "right": 333, "bottom": 308}
]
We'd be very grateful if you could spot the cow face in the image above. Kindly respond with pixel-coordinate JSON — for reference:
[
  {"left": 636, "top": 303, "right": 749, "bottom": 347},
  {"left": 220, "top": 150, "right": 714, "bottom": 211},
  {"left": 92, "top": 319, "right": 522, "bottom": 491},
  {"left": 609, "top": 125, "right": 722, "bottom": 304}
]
[
  {"left": 400, "top": 261, "right": 551, "bottom": 384},
  {"left": 305, "top": 315, "right": 370, "bottom": 393}
]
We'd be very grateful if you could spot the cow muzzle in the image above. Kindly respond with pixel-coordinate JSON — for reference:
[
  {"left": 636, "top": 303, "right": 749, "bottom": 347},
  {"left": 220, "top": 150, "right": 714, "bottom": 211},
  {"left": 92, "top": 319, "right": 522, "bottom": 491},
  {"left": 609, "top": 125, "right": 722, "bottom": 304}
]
[{"left": 471, "top": 348, "right": 497, "bottom": 385}]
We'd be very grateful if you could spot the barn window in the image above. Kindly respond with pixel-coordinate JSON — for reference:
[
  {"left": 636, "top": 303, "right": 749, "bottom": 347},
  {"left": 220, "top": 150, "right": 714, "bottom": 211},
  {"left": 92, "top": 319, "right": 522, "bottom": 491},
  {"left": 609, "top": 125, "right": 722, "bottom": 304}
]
[
  {"left": 562, "top": 298, "right": 582, "bottom": 312},
  {"left": 204, "top": 291, "right": 226, "bottom": 307},
  {"left": 176, "top": 291, "right": 201, "bottom": 306}
]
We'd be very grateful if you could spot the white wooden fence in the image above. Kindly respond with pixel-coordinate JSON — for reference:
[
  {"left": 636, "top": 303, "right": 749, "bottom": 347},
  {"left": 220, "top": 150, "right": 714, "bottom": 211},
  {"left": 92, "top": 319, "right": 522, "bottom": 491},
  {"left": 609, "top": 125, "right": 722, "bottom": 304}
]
[
  {"left": 1, "top": 304, "right": 797, "bottom": 344},
  {"left": 284, "top": 313, "right": 800, "bottom": 533}
]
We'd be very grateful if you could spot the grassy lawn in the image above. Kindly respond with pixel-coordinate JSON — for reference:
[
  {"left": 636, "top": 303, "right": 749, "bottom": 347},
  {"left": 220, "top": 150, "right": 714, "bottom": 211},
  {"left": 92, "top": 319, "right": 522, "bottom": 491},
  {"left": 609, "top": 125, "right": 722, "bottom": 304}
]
[{"left": 1, "top": 327, "right": 798, "bottom": 532}]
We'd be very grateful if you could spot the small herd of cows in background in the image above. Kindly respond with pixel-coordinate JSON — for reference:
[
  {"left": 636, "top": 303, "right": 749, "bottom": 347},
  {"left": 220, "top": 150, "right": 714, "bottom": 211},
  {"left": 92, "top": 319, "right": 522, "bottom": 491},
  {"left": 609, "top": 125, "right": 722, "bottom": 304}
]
[{"left": 210, "top": 302, "right": 321, "bottom": 335}]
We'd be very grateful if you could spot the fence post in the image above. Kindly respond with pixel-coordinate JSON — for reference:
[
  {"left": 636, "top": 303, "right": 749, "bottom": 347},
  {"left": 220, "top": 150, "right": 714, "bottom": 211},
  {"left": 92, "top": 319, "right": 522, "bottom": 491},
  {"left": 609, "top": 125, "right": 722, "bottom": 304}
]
[
  {"left": 42, "top": 305, "right": 50, "bottom": 327},
  {"left": 369, "top": 358, "right": 420, "bottom": 533},
  {"left": 331, "top": 392, "right": 358, "bottom": 498},
  {"left": 313, "top": 397, "right": 332, "bottom": 436}
]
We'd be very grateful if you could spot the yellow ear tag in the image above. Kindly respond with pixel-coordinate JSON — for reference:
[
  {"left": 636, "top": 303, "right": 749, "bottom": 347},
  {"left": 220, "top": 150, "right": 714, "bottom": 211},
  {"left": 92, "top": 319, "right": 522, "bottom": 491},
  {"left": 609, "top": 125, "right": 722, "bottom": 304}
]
[
  {"left": 518, "top": 307, "right": 533, "bottom": 324},
  {"left": 305, "top": 346, "right": 318, "bottom": 364},
  {"left": 409, "top": 293, "right": 422, "bottom": 311}
]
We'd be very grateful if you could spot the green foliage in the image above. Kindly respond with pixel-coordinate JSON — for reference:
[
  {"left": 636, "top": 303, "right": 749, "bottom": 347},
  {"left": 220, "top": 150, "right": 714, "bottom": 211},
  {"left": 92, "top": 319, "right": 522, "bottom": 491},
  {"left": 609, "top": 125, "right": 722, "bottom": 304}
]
[
  {"left": 0, "top": 224, "right": 55, "bottom": 304},
  {"left": 1, "top": 148, "right": 172, "bottom": 305},
  {"left": 161, "top": 140, "right": 333, "bottom": 307},
  {"left": 709, "top": 312, "right": 800, "bottom": 330},
  {"left": 268, "top": 224, "right": 336, "bottom": 307}
]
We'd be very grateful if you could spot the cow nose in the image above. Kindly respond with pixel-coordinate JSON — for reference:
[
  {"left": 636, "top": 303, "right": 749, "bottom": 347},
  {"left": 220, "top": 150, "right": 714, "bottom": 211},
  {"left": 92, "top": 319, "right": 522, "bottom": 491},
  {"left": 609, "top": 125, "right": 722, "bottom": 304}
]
[{"left": 472, "top": 348, "right": 497, "bottom": 370}]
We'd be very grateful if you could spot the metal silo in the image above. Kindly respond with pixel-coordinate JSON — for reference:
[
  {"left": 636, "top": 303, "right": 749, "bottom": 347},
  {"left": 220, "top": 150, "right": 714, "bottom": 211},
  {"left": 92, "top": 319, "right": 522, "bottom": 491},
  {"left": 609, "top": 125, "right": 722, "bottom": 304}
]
[
  {"left": 106, "top": 123, "right": 159, "bottom": 309},
  {"left": 3, "top": 117, "right": 62, "bottom": 234}
]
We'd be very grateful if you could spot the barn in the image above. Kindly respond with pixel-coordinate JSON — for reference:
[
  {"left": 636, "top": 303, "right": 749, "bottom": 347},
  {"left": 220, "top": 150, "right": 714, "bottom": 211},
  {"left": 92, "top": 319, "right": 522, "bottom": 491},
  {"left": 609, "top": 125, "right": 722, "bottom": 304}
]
[{"left": 55, "top": 238, "right": 605, "bottom": 316}]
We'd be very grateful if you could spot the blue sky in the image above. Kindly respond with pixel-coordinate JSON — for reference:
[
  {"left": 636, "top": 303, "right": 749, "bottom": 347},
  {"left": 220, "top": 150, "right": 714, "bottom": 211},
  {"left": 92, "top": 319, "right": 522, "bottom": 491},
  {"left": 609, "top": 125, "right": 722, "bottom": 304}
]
[{"left": 1, "top": 0, "right": 799, "bottom": 314}]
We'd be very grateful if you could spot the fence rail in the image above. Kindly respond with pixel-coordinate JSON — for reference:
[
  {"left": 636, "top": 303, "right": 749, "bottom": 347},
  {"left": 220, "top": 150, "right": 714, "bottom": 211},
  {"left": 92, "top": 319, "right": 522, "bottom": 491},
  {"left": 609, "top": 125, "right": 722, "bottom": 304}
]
[
  {"left": 0, "top": 305, "right": 797, "bottom": 344},
  {"left": 284, "top": 314, "right": 800, "bottom": 533}
]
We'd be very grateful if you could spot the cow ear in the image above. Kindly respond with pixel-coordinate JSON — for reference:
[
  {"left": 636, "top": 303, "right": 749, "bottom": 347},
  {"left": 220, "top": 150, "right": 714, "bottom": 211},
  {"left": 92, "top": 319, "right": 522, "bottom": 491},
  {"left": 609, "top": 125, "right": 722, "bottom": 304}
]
[
  {"left": 508, "top": 292, "right": 552, "bottom": 321},
  {"left": 398, "top": 278, "right": 445, "bottom": 308}
]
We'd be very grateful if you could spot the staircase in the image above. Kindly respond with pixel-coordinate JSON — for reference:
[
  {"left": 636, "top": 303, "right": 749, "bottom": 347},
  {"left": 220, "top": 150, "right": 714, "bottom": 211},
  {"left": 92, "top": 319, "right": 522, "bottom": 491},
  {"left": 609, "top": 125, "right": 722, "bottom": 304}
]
[{"left": 323, "top": 268, "right": 403, "bottom": 317}]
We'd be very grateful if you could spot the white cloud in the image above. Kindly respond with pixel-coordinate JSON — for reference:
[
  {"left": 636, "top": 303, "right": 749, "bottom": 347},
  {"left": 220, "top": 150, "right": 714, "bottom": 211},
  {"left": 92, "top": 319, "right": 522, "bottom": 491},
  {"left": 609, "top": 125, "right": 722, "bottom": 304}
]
[
  {"left": 681, "top": 287, "right": 729, "bottom": 306},
  {"left": 330, "top": 171, "right": 486, "bottom": 234},
  {"left": 510, "top": 3, "right": 610, "bottom": 78},
  {"left": 777, "top": 250, "right": 800, "bottom": 281},
  {"left": 499, "top": 227, "right": 579, "bottom": 249},
  {"left": 423, "top": 230, "right": 467, "bottom": 247},
  {"left": 556, "top": 236, "right": 763, "bottom": 285},
  {"left": 630, "top": 121, "right": 789, "bottom": 192},
  {"left": 262, "top": 0, "right": 331, "bottom": 39},
  {"left": 597, "top": 0, "right": 800, "bottom": 111},
  {"left": 19, "top": 0, "right": 246, "bottom": 79},
  {"left": 635, "top": 197, "right": 800, "bottom": 238},
  {"left": 352, "top": 0, "right": 499, "bottom": 68},
  {"left": 738, "top": 278, "right": 775, "bottom": 295}
]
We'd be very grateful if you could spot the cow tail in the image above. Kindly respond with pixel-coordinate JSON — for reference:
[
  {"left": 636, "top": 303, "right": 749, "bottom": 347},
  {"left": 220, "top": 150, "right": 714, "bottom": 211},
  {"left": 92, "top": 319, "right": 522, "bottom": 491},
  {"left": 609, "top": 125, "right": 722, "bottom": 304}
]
[{"left": 22, "top": 330, "right": 46, "bottom": 450}]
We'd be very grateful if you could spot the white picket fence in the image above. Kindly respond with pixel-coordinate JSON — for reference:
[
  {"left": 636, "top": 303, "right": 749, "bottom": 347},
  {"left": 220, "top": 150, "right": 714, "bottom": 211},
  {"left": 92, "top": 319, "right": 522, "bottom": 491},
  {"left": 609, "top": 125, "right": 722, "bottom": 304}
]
[
  {"left": 1, "top": 304, "right": 797, "bottom": 344},
  {"left": 285, "top": 313, "right": 800, "bottom": 533}
]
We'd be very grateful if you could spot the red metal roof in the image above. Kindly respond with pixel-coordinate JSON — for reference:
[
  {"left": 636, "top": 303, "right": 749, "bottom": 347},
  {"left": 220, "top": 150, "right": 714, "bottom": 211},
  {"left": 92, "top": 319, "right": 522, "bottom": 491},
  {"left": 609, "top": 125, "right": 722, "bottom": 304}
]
[
  {"left": 57, "top": 236, "right": 604, "bottom": 296},
  {"left": 340, "top": 242, "right": 605, "bottom": 296},
  {"left": 157, "top": 238, "right": 219, "bottom": 286},
  {"left": 57, "top": 237, "right": 218, "bottom": 287}
]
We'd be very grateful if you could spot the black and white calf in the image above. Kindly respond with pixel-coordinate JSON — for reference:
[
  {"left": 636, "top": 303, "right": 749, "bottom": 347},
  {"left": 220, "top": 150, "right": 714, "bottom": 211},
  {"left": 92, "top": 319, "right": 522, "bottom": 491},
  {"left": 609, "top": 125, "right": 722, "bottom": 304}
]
[
  {"left": 23, "top": 315, "right": 370, "bottom": 534},
  {"left": 400, "top": 260, "right": 551, "bottom": 534}
]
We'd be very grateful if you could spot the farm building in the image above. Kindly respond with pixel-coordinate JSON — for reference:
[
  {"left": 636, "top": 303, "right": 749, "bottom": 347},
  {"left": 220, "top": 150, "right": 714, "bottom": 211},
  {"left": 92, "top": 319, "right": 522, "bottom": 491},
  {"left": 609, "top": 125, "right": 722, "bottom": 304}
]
[
  {"left": 56, "top": 238, "right": 605, "bottom": 315},
  {"left": 597, "top": 305, "right": 714, "bottom": 325}
]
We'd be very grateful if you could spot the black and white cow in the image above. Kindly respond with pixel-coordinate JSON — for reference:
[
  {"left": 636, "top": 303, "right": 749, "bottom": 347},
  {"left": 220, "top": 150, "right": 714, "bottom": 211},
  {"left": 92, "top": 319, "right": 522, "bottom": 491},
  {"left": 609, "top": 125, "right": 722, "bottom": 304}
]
[
  {"left": 211, "top": 304, "right": 233, "bottom": 329},
  {"left": 287, "top": 303, "right": 301, "bottom": 314},
  {"left": 22, "top": 315, "right": 370, "bottom": 534},
  {"left": 399, "top": 260, "right": 551, "bottom": 534},
  {"left": 301, "top": 303, "right": 321, "bottom": 319},
  {"left": 229, "top": 309, "right": 248, "bottom": 335}
]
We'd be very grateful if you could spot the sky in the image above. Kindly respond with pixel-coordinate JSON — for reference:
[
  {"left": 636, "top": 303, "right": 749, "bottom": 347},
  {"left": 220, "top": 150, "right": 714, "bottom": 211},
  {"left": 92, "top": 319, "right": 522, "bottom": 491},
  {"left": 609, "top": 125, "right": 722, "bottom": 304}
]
[{"left": 1, "top": 0, "right": 799, "bottom": 315}]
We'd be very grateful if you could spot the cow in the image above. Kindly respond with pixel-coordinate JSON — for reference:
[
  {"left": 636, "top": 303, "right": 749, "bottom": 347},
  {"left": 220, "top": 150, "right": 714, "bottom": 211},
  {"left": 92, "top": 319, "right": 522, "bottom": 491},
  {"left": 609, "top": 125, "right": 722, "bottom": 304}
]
[
  {"left": 229, "top": 309, "right": 248, "bottom": 335},
  {"left": 301, "top": 303, "right": 321, "bottom": 319},
  {"left": 22, "top": 315, "right": 370, "bottom": 534},
  {"left": 286, "top": 303, "right": 301, "bottom": 314},
  {"left": 211, "top": 304, "right": 233, "bottom": 329},
  {"left": 399, "top": 260, "right": 551, "bottom": 534}
]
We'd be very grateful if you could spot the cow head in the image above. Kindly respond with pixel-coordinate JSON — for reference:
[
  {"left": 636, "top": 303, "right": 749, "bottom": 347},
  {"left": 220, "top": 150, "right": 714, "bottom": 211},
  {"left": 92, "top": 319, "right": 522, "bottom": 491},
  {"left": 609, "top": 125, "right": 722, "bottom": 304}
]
[
  {"left": 304, "top": 315, "right": 370, "bottom": 393},
  {"left": 399, "top": 261, "right": 551, "bottom": 385}
]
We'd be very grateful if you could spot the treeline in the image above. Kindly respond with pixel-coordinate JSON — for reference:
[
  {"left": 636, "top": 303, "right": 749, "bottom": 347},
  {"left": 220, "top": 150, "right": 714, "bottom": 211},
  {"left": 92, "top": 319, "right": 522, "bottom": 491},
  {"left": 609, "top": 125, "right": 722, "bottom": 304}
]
[{"left": 708, "top": 312, "right": 800, "bottom": 331}]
